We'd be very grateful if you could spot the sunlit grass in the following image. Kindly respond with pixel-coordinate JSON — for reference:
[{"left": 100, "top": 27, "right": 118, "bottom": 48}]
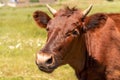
[{"left": 0, "top": 0, "right": 120, "bottom": 80}]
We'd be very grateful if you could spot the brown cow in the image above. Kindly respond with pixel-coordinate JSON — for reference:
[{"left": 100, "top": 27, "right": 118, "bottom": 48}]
[{"left": 33, "top": 5, "right": 120, "bottom": 80}]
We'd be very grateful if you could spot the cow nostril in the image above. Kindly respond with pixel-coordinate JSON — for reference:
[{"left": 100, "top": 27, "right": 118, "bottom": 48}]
[{"left": 46, "top": 56, "right": 53, "bottom": 65}]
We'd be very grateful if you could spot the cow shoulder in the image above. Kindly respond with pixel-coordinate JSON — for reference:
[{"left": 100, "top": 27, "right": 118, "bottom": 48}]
[{"left": 84, "top": 13, "right": 108, "bottom": 31}]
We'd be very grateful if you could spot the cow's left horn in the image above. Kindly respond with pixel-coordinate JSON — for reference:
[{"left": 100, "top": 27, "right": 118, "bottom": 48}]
[
  {"left": 46, "top": 4, "right": 57, "bottom": 15},
  {"left": 83, "top": 4, "right": 93, "bottom": 18}
]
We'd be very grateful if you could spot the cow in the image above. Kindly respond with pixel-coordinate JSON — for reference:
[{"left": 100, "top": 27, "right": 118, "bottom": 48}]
[{"left": 33, "top": 4, "right": 120, "bottom": 80}]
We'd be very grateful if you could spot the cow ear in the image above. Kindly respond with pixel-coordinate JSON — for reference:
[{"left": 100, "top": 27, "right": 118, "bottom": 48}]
[
  {"left": 33, "top": 10, "right": 51, "bottom": 28},
  {"left": 83, "top": 13, "right": 108, "bottom": 32}
]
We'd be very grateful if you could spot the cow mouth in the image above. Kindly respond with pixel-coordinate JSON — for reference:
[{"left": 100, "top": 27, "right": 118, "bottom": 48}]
[{"left": 38, "top": 65, "right": 57, "bottom": 73}]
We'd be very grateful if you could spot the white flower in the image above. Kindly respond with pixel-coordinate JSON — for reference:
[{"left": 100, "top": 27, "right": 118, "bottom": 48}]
[
  {"left": 37, "top": 43, "right": 41, "bottom": 47},
  {"left": 8, "top": 46, "right": 15, "bottom": 49},
  {"left": 16, "top": 43, "right": 21, "bottom": 49},
  {"left": 36, "top": 39, "right": 42, "bottom": 47}
]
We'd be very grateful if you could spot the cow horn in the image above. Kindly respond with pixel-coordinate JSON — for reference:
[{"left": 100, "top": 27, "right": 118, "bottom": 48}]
[
  {"left": 83, "top": 4, "right": 93, "bottom": 18},
  {"left": 46, "top": 4, "right": 57, "bottom": 15}
]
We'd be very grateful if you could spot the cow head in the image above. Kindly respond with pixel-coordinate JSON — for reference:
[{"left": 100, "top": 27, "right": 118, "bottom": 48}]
[{"left": 33, "top": 5, "right": 92, "bottom": 73}]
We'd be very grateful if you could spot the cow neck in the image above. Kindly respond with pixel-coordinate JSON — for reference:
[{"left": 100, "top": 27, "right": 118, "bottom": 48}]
[
  {"left": 67, "top": 35, "right": 88, "bottom": 77},
  {"left": 75, "top": 50, "right": 89, "bottom": 79},
  {"left": 75, "top": 32, "right": 105, "bottom": 79}
]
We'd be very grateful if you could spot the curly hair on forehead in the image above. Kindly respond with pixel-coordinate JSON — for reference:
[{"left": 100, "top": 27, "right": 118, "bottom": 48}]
[{"left": 61, "top": 6, "right": 78, "bottom": 17}]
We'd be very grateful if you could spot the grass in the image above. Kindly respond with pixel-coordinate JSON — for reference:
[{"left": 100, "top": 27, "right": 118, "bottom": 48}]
[{"left": 0, "top": 0, "right": 120, "bottom": 80}]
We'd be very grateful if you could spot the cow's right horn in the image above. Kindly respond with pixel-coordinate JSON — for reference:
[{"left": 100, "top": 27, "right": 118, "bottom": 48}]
[
  {"left": 46, "top": 4, "right": 57, "bottom": 15},
  {"left": 82, "top": 4, "right": 93, "bottom": 18}
]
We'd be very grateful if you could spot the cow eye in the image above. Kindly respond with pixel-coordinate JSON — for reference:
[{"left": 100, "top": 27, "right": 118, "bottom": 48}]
[
  {"left": 65, "top": 29, "right": 79, "bottom": 38},
  {"left": 72, "top": 29, "right": 79, "bottom": 35}
]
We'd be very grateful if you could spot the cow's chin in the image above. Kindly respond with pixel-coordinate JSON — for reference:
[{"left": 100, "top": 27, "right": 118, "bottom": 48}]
[
  {"left": 39, "top": 67, "right": 55, "bottom": 73},
  {"left": 37, "top": 63, "right": 58, "bottom": 73}
]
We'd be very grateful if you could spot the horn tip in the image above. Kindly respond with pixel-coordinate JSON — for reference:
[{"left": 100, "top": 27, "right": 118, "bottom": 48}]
[
  {"left": 46, "top": 4, "right": 49, "bottom": 8},
  {"left": 45, "top": 4, "right": 57, "bottom": 15},
  {"left": 89, "top": 4, "right": 93, "bottom": 8}
]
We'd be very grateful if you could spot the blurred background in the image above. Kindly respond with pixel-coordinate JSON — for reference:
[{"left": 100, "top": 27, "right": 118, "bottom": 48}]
[{"left": 0, "top": 0, "right": 120, "bottom": 80}]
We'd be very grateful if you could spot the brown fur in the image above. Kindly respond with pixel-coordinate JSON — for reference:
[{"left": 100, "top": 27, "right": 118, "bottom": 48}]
[
  {"left": 33, "top": 7, "right": 120, "bottom": 80},
  {"left": 83, "top": 13, "right": 120, "bottom": 80}
]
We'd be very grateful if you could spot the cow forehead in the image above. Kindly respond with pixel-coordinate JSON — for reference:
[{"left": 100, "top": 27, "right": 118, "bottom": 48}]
[{"left": 47, "top": 11, "right": 82, "bottom": 30}]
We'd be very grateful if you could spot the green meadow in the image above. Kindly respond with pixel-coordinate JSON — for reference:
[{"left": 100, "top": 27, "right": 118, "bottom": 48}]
[{"left": 0, "top": 0, "right": 120, "bottom": 80}]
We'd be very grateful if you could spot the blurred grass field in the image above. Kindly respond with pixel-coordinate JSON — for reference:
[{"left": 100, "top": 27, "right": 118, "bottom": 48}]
[{"left": 0, "top": 0, "right": 120, "bottom": 80}]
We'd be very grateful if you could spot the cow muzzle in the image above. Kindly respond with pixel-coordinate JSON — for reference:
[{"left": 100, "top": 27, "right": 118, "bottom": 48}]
[{"left": 36, "top": 52, "right": 56, "bottom": 73}]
